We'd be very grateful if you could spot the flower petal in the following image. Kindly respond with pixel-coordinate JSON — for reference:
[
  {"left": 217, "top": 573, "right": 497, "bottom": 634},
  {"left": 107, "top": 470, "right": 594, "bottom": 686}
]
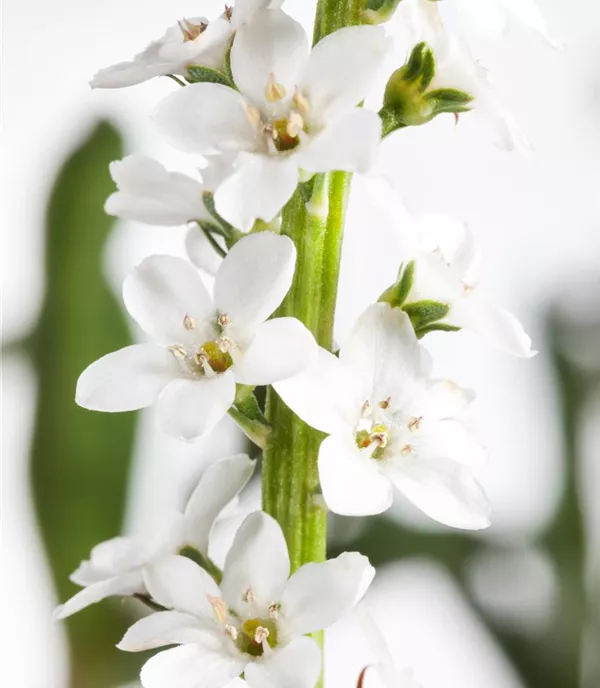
[
  {"left": 245, "top": 637, "right": 321, "bottom": 688},
  {"left": 53, "top": 572, "right": 144, "bottom": 620},
  {"left": 118, "top": 611, "right": 211, "bottom": 652},
  {"left": 414, "top": 419, "right": 487, "bottom": 468},
  {"left": 231, "top": 0, "right": 285, "bottom": 28},
  {"left": 214, "top": 153, "right": 299, "bottom": 231},
  {"left": 234, "top": 317, "right": 316, "bottom": 386},
  {"left": 221, "top": 511, "right": 290, "bottom": 615},
  {"left": 282, "top": 553, "right": 374, "bottom": 635},
  {"left": 105, "top": 155, "right": 207, "bottom": 226},
  {"left": 297, "top": 109, "right": 381, "bottom": 174},
  {"left": 273, "top": 347, "right": 364, "bottom": 435},
  {"left": 383, "top": 455, "right": 491, "bottom": 530},
  {"left": 185, "top": 226, "right": 224, "bottom": 276},
  {"left": 184, "top": 454, "right": 256, "bottom": 552},
  {"left": 140, "top": 644, "right": 244, "bottom": 688},
  {"left": 450, "top": 296, "right": 536, "bottom": 357},
  {"left": 214, "top": 232, "right": 296, "bottom": 333},
  {"left": 143, "top": 555, "right": 221, "bottom": 618},
  {"left": 153, "top": 83, "right": 259, "bottom": 155},
  {"left": 123, "top": 255, "right": 214, "bottom": 345},
  {"left": 76, "top": 344, "right": 178, "bottom": 412},
  {"left": 300, "top": 25, "right": 390, "bottom": 120},
  {"left": 90, "top": 40, "right": 174, "bottom": 89},
  {"left": 339, "top": 303, "right": 426, "bottom": 407},
  {"left": 319, "top": 434, "right": 394, "bottom": 516},
  {"left": 413, "top": 379, "right": 474, "bottom": 421},
  {"left": 231, "top": 9, "right": 308, "bottom": 110},
  {"left": 156, "top": 374, "right": 236, "bottom": 442}
]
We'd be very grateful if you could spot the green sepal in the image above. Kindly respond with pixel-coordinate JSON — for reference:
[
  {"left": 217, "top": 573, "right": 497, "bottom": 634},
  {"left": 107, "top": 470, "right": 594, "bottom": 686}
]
[
  {"left": 197, "top": 221, "right": 227, "bottom": 258},
  {"left": 202, "top": 192, "right": 244, "bottom": 247},
  {"left": 223, "top": 39, "right": 235, "bottom": 85},
  {"left": 379, "top": 260, "right": 415, "bottom": 308},
  {"left": 415, "top": 322, "right": 461, "bottom": 339},
  {"left": 179, "top": 546, "right": 223, "bottom": 584},
  {"left": 299, "top": 176, "right": 317, "bottom": 205},
  {"left": 403, "top": 299, "right": 451, "bottom": 330},
  {"left": 425, "top": 88, "right": 474, "bottom": 114},
  {"left": 363, "top": 0, "right": 403, "bottom": 24},
  {"left": 186, "top": 64, "right": 234, "bottom": 87},
  {"left": 230, "top": 385, "right": 271, "bottom": 449}
]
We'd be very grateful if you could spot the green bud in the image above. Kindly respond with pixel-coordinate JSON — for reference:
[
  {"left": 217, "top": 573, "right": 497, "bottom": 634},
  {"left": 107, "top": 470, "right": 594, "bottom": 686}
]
[
  {"left": 362, "top": 0, "right": 404, "bottom": 24},
  {"left": 379, "top": 260, "right": 415, "bottom": 308},
  {"left": 403, "top": 300, "right": 451, "bottom": 332},
  {"left": 380, "top": 42, "right": 474, "bottom": 136}
]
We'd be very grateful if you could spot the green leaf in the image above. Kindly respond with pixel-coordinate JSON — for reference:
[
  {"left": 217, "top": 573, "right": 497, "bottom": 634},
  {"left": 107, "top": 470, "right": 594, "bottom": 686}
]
[
  {"left": 403, "top": 299, "right": 450, "bottom": 330},
  {"left": 29, "top": 123, "right": 143, "bottom": 688},
  {"left": 186, "top": 64, "right": 234, "bottom": 87}
]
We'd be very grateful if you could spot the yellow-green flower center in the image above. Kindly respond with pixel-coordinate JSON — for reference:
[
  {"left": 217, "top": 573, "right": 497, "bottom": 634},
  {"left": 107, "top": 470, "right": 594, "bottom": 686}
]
[
  {"left": 195, "top": 340, "right": 233, "bottom": 374},
  {"left": 236, "top": 618, "right": 278, "bottom": 657}
]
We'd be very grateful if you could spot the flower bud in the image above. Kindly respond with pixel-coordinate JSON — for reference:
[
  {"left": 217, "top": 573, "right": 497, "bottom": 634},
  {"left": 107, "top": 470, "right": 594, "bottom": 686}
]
[{"left": 380, "top": 42, "right": 474, "bottom": 135}]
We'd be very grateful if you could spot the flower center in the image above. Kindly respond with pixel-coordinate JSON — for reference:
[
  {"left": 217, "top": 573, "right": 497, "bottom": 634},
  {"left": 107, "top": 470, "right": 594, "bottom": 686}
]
[
  {"left": 236, "top": 618, "right": 278, "bottom": 657},
  {"left": 178, "top": 18, "right": 207, "bottom": 42},
  {"left": 355, "top": 423, "right": 390, "bottom": 460}
]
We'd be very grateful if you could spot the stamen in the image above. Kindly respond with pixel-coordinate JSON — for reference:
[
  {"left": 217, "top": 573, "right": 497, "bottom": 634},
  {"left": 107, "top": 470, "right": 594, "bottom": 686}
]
[
  {"left": 361, "top": 400, "right": 373, "bottom": 417},
  {"left": 217, "top": 312, "right": 231, "bottom": 328},
  {"left": 254, "top": 626, "right": 270, "bottom": 644},
  {"left": 217, "top": 337, "right": 234, "bottom": 353},
  {"left": 268, "top": 602, "right": 281, "bottom": 618},
  {"left": 379, "top": 397, "right": 391, "bottom": 410},
  {"left": 224, "top": 5, "right": 233, "bottom": 20},
  {"left": 169, "top": 344, "right": 188, "bottom": 360},
  {"left": 400, "top": 443, "right": 413, "bottom": 455},
  {"left": 225, "top": 624, "right": 238, "bottom": 640},
  {"left": 371, "top": 432, "right": 388, "bottom": 449},
  {"left": 194, "top": 349, "right": 209, "bottom": 367},
  {"left": 207, "top": 595, "right": 228, "bottom": 624},
  {"left": 183, "top": 314, "right": 195, "bottom": 331},
  {"left": 265, "top": 73, "right": 286, "bottom": 102},
  {"left": 178, "top": 18, "right": 207, "bottom": 42},
  {"left": 407, "top": 416, "right": 422, "bottom": 431},
  {"left": 292, "top": 87, "right": 311, "bottom": 115},
  {"left": 245, "top": 105, "right": 261, "bottom": 129},
  {"left": 286, "top": 112, "right": 304, "bottom": 138},
  {"left": 242, "top": 588, "right": 255, "bottom": 604}
]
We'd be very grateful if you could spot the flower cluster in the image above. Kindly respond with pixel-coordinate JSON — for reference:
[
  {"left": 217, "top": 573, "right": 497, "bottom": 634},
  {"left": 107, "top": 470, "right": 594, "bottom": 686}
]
[{"left": 55, "top": 0, "right": 545, "bottom": 686}]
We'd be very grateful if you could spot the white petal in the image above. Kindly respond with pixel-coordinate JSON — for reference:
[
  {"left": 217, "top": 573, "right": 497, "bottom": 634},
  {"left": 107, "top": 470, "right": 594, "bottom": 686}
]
[
  {"left": 221, "top": 511, "right": 290, "bottom": 615},
  {"left": 450, "top": 296, "right": 536, "bottom": 357},
  {"left": 143, "top": 555, "right": 221, "bottom": 617},
  {"left": 105, "top": 155, "right": 207, "bottom": 226},
  {"left": 319, "top": 434, "right": 394, "bottom": 516},
  {"left": 156, "top": 374, "right": 236, "bottom": 442},
  {"left": 123, "top": 255, "right": 214, "bottom": 345},
  {"left": 214, "top": 232, "right": 296, "bottom": 333},
  {"left": 90, "top": 40, "right": 174, "bottom": 89},
  {"left": 184, "top": 454, "right": 256, "bottom": 552},
  {"left": 232, "top": 0, "right": 285, "bottom": 28},
  {"left": 118, "top": 611, "right": 211, "bottom": 652},
  {"left": 159, "top": 18, "right": 233, "bottom": 68},
  {"left": 340, "top": 303, "right": 426, "bottom": 407},
  {"left": 185, "top": 226, "right": 224, "bottom": 276},
  {"left": 214, "top": 153, "right": 299, "bottom": 231},
  {"left": 245, "top": 637, "right": 321, "bottom": 688},
  {"left": 234, "top": 318, "right": 316, "bottom": 386},
  {"left": 76, "top": 344, "right": 178, "bottom": 412},
  {"left": 153, "top": 83, "right": 259, "bottom": 155},
  {"left": 88, "top": 535, "right": 145, "bottom": 574},
  {"left": 384, "top": 456, "right": 491, "bottom": 530},
  {"left": 297, "top": 109, "right": 381, "bottom": 174},
  {"left": 273, "top": 347, "right": 364, "bottom": 435},
  {"left": 300, "top": 25, "right": 390, "bottom": 120},
  {"left": 231, "top": 9, "right": 308, "bottom": 110},
  {"left": 413, "top": 379, "right": 474, "bottom": 421},
  {"left": 282, "top": 553, "right": 375, "bottom": 635},
  {"left": 53, "top": 572, "right": 144, "bottom": 620},
  {"left": 414, "top": 419, "right": 487, "bottom": 468},
  {"left": 141, "top": 644, "right": 244, "bottom": 688}
]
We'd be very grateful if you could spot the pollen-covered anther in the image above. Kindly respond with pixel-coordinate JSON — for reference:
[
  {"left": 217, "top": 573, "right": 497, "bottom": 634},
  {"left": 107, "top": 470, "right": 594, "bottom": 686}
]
[
  {"left": 217, "top": 312, "right": 231, "bottom": 328},
  {"left": 286, "top": 112, "right": 304, "bottom": 138},
  {"left": 208, "top": 595, "right": 228, "bottom": 624},
  {"left": 268, "top": 602, "right": 281, "bottom": 618},
  {"left": 254, "top": 626, "right": 270, "bottom": 644},
  {"left": 292, "top": 87, "right": 311, "bottom": 115},
  {"left": 194, "top": 349, "right": 209, "bottom": 366},
  {"left": 242, "top": 588, "right": 255, "bottom": 604},
  {"left": 217, "top": 336, "right": 234, "bottom": 354},
  {"left": 400, "top": 443, "right": 413, "bottom": 455},
  {"left": 408, "top": 416, "right": 422, "bottom": 431},
  {"left": 224, "top": 5, "right": 233, "bottom": 21},
  {"left": 183, "top": 314, "right": 196, "bottom": 331},
  {"left": 225, "top": 624, "right": 238, "bottom": 641},
  {"left": 265, "top": 73, "right": 286, "bottom": 102},
  {"left": 169, "top": 344, "right": 188, "bottom": 360},
  {"left": 371, "top": 432, "right": 388, "bottom": 448},
  {"left": 379, "top": 397, "right": 391, "bottom": 410},
  {"left": 178, "top": 18, "right": 207, "bottom": 42}
]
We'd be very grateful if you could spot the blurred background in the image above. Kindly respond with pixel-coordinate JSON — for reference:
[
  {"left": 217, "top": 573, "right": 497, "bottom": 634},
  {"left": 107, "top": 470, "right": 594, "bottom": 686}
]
[{"left": 2, "top": 0, "right": 600, "bottom": 686}]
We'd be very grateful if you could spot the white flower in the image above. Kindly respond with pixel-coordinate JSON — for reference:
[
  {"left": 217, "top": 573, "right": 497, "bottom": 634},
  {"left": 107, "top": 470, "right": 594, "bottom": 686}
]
[
  {"left": 275, "top": 303, "right": 490, "bottom": 529},
  {"left": 153, "top": 10, "right": 390, "bottom": 231},
  {"left": 90, "top": 1, "right": 283, "bottom": 89},
  {"left": 118, "top": 511, "right": 374, "bottom": 688},
  {"left": 54, "top": 454, "right": 255, "bottom": 620},
  {"left": 76, "top": 232, "right": 316, "bottom": 441}
]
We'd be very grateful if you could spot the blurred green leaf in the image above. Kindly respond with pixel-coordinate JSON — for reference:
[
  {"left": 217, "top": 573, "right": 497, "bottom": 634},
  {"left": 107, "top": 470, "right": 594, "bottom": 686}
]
[{"left": 29, "top": 122, "right": 142, "bottom": 687}]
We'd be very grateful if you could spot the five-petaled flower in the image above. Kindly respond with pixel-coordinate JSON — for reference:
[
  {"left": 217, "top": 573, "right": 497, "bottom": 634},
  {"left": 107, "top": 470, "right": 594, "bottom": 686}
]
[
  {"left": 76, "top": 232, "right": 316, "bottom": 441},
  {"left": 118, "top": 511, "right": 374, "bottom": 688},
  {"left": 275, "top": 302, "right": 491, "bottom": 529},
  {"left": 153, "top": 9, "right": 390, "bottom": 230},
  {"left": 54, "top": 454, "right": 255, "bottom": 620}
]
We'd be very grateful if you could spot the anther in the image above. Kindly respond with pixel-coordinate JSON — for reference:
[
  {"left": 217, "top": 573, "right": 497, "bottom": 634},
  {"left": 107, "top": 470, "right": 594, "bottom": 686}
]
[
  {"left": 183, "top": 314, "right": 195, "bottom": 331},
  {"left": 242, "top": 588, "right": 255, "bottom": 604},
  {"left": 268, "top": 602, "right": 281, "bottom": 618},
  {"left": 224, "top": 5, "right": 233, "bottom": 20},
  {"left": 371, "top": 432, "right": 388, "bottom": 448},
  {"left": 407, "top": 416, "right": 422, "bottom": 431},
  {"left": 292, "top": 88, "right": 311, "bottom": 115},
  {"left": 217, "top": 337, "right": 234, "bottom": 354},
  {"left": 207, "top": 595, "right": 228, "bottom": 624},
  {"left": 225, "top": 624, "right": 238, "bottom": 641},
  {"left": 178, "top": 18, "right": 207, "bottom": 42},
  {"left": 286, "top": 112, "right": 304, "bottom": 138},
  {"left": 379, "top": 397, "right": 391, "bottom": 410},
  {"left": 254, "top": 626, "right": 270, "bottom": 644},
  {"left": 169, "top": 344, "right": 188, "bottom": 360},
  {"left": 245, "top": 105, "right": 261, "bottom": 129},
  {"left": 265, "top": 73, "right": 286, "bottom": 102},
  {"left": 194, "top": 349, "right": 209, "bottom": 366},
  {"left": 400, "top": 443, "right": 413, "bottom": 455},
  {"left": 361, "top": 400, "right": 372, "bottom": 417},
  {"left": 217, "top": 312, "right": 231, "bottom": 328}
]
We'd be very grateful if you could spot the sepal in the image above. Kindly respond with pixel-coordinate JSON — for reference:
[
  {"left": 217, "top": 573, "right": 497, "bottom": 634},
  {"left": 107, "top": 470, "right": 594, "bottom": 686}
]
[
  {"left": 229, "top": 385, "right": 271, "bottom": 449},
  {"left": 403, "top": 300, "right": 451, "bottom": 334},
  {"left": 362, "top": 0, "right": 403, "bottom": 25},
  {"left": 186, "top": 64, "right": 234, "bottom": 87}
]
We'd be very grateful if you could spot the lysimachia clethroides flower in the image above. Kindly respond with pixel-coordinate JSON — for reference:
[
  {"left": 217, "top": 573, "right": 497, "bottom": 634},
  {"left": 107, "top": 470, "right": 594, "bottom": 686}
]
[
  {"left": 90, "top": 0, "right": 284, "bottom": 88},
  {"left": 153, "top": 8, "right": 391, "bottom": 231},
  {"left": 76, "top": 232, "right": 316, "bottom": 441},
  {"left": 118, "top": 511, "right": 374, "bottom": 688},
  {"left": 275, "top": 302, "right": 491, "bottom": 529},
  {"left": 54, "top": 454, "right": 255, "bottom": 620}
]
